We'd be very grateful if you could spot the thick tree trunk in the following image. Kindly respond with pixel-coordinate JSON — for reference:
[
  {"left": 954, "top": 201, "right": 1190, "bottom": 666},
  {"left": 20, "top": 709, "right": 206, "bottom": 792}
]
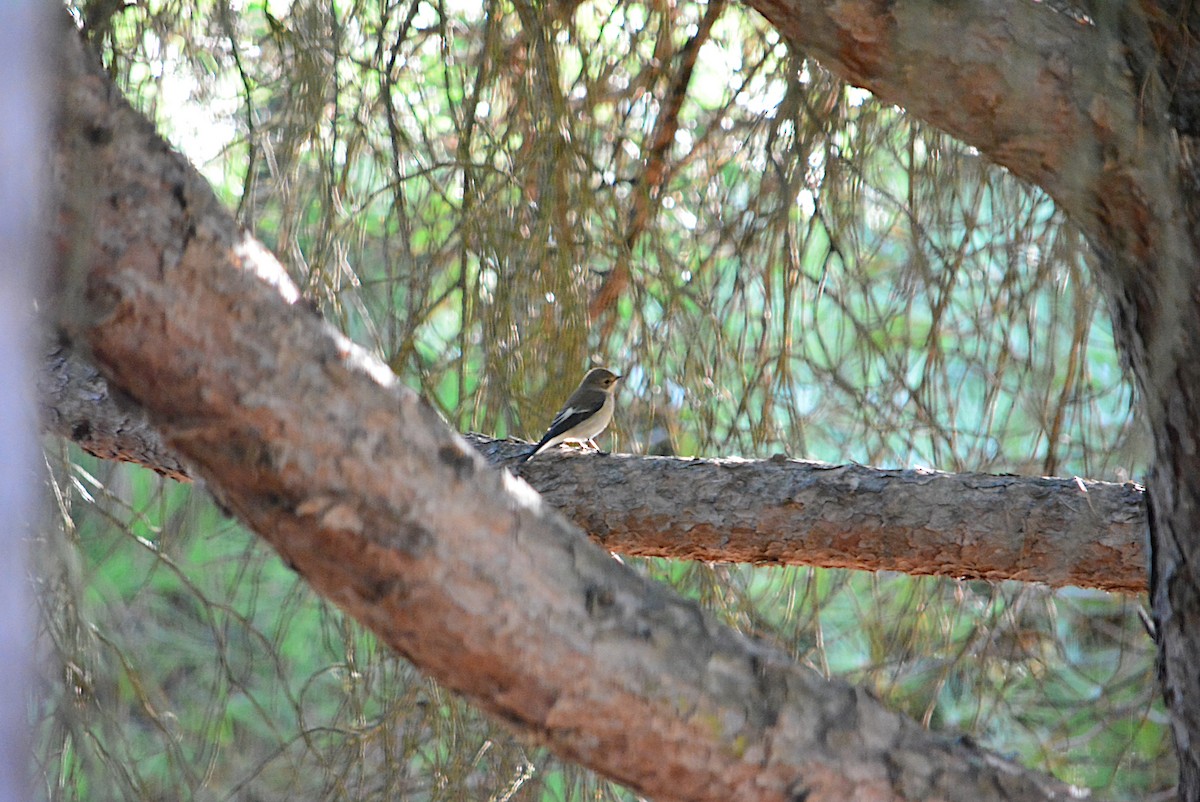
[
  {"left": 50, "top": 19, "right": 1084, "bottom": 802},
  {"left": 1127, "top": 6, "right": 1200, "bottom": 793}
]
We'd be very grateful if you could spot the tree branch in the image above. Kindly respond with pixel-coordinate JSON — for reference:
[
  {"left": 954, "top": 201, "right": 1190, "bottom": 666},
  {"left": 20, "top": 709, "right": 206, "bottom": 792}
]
[
  {"left": 36, "top": 354, "right": 1150, "bottom": 593},
  {"left": 38, "top": 342, "right": 192, "bottom": 482},
  {"left": 476, "top": 436, "right": 1148, "bottom": 594},
  {"left": 741, "top": 0, "right": 1150, "bottom": 246},
  {"left": 50, "top": 21, "right": 1080, "bottom": 802},
  {"left": 588, "top": 0, "right": 727, "bottom": 321}
]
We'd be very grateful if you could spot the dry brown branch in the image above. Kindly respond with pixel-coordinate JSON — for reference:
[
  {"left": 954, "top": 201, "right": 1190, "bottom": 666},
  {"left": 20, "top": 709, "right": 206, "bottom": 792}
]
[{"left": 589, "top": 0, "right": 728, "bottom": 321}]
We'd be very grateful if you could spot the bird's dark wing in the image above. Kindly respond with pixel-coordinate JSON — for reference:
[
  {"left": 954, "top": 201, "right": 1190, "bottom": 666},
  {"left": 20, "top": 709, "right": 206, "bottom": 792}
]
[
  {"left": 515, "top": 400, "right": 605, "bottom": 464},
  {"left": 543, "top": 400, "right": 603, "bottom": 440}
]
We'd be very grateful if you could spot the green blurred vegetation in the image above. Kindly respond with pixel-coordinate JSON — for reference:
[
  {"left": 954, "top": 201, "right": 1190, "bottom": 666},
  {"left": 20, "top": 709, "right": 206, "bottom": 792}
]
[{"left": 36, "top": 0, "right": 1167, "bottom": 799}]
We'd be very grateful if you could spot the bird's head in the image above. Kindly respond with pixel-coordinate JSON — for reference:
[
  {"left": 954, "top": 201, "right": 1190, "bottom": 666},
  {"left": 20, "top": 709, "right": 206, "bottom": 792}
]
[{"left": 581, "top": 367, "right": 621, "bottom": 390}]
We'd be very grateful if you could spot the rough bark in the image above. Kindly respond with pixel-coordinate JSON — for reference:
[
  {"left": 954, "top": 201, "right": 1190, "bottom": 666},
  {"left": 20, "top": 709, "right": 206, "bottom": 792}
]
[
  {"left": 51, "top": 20, "right": 1084, "bottom": 802},
  {"left": 1122, "top": 5, "right": 1200, "bottom": 796},
  {"left": 738, "top": 0, "right": 1200, "bottom": 793},
  {"left": 37, "top": 351, "right": 1151, "bottom": 591},
  {"left": 39, "top": 343, "right": 192, "bottom": 481},
  {"left": 478, "top": 436, "right": 1148, "bottom": 594}
]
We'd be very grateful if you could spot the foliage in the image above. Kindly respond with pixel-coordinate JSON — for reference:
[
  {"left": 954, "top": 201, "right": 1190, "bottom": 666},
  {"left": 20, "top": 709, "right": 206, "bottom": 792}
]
[{"left": 36, "top": 0, "right": 1167, "bottom": 799}]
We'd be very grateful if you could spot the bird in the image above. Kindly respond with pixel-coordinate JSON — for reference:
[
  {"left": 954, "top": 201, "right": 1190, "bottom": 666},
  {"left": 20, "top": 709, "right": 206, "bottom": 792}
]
[{"left": 516, "top": 367, "right": 621, "bottom": 464}]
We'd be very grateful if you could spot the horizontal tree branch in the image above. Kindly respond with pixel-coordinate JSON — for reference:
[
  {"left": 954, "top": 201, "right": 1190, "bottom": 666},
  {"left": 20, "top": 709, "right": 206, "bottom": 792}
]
[
  {"left": 50, "top": 19, "right": 1079, "bottom": 801},
  {"left": 36, "top": 351, "right": 1150, "bottom": 593},
  {"left": 474, "top": 436, "right": 1148, "bottom": 594}
]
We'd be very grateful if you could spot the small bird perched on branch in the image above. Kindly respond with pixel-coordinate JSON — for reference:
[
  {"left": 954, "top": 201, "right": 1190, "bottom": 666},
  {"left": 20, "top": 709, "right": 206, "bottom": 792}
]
[{"left": 516, "top": 367, "right": 621, "bottom": 464}]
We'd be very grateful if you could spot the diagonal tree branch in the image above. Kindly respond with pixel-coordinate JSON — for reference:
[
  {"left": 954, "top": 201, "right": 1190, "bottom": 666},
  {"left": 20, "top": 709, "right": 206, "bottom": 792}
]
[
  {"left": 741, "top": 0, "right": 1144, "bottom": 242},
  {"left": 50, "top": 19, "right": 1080, "bottom": 802}
]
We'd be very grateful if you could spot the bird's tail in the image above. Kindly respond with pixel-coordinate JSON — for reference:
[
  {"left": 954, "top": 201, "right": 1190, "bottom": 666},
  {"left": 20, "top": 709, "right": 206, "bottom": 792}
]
[
  {"left": 514, "top": 443, "right": 543, "bottom": 464},
  {"left": 515, "top": 432, "right": 555, "bottom": 465}
]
